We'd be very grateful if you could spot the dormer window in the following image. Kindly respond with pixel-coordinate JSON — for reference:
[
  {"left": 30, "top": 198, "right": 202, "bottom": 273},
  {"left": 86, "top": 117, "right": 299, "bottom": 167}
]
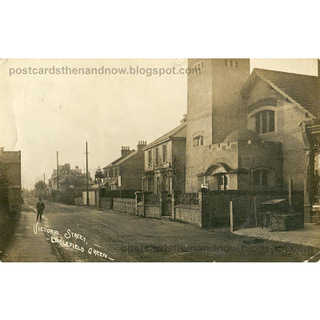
[{"left": 193, "top": 135, "right": 204, "bottom": 147}]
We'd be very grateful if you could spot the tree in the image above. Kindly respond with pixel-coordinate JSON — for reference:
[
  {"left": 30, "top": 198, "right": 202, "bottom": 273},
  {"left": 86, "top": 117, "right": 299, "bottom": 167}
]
[
  {"left": 95, "top": 167, "right": 104, "bottom": 185},
  {"left": 48, "top": 163, "right": 91, "bottom": 204},
  {"left": 34, "top": 180, "right": 47, "bottom": 198}
]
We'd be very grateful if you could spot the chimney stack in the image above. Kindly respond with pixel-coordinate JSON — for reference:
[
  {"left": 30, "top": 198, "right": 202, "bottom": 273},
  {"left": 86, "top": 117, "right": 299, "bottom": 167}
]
[
  {"left": 137, "top": 140, "right": 147, "bottom": 151},
  {"left": 121, "top": 146, "right": 131, "bottom": 157}
]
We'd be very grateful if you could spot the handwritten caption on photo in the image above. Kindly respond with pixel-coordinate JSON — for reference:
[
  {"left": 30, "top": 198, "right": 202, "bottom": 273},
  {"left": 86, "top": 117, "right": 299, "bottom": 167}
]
[{"left": 33, "top": 224, "right": 114, "bottom": 261}]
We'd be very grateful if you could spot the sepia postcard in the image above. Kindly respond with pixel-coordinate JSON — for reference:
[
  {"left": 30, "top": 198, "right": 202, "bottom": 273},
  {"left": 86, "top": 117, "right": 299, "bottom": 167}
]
[{"left": 1, "top": 58, "right": 320, "bottom": 262}]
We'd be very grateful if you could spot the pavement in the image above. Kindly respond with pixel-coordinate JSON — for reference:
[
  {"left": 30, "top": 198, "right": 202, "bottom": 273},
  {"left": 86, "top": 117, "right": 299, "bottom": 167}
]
[
  {"left": 234, "top": 223, "right": 320, "bottom": 250},
  {"left": 1, "top": 206, "right": 60, "bottom": 262}
]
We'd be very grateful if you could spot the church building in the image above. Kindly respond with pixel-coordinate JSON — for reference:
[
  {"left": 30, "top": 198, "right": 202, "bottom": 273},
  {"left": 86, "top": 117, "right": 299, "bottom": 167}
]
[{"left": 185, "top": 59, "right": 320, "bottom": 222}]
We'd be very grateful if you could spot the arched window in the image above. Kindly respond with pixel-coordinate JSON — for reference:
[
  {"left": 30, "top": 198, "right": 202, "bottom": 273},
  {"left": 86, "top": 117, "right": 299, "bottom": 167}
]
[{"left": 254, "top": 110, "right": 275, "bottom": 134}]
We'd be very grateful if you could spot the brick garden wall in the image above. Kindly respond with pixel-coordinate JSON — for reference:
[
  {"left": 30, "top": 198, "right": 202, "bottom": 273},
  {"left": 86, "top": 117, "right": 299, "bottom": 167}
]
[
  {"left": 100, "top": 197, "right": 113, "bottom": 210},
  {"left": 144, "top": 204, "right": 161, "bottom": 219},
  {"left": 175, "top": 204, "right": 201, "bottom": 227}
]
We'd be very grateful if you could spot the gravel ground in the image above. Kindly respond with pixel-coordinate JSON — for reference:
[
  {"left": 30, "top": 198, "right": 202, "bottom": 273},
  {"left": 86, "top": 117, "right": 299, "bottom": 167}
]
[{"left": 23, "top": 199, "right": 320, "bottom": 262}]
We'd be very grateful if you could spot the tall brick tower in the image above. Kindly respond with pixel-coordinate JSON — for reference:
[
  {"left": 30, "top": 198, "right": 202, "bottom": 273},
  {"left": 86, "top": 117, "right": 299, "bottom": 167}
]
[{"left": 185, "top": 59, "right": 250, "bottom": 192}]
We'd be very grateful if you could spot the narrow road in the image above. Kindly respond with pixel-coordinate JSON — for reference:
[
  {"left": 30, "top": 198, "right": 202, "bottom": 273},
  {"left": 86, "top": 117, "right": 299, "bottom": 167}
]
[{"left": 6, "top": 199, "right": 316, "bottom": 262}]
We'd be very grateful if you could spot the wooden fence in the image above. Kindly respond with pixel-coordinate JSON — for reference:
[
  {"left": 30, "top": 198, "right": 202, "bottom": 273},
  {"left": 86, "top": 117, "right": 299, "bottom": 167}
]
[{"left": 96, "top": 190, "right": 303, "bottom": 230}]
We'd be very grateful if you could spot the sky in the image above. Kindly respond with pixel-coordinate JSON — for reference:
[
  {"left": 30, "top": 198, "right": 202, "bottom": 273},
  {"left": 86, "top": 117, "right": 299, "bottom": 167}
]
[{"left": 0, "top": 59, "right": 318, "bottom": 189}]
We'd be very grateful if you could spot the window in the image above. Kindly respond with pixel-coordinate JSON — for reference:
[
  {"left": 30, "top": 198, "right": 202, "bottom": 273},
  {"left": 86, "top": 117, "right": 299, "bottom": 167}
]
[
  {"left": 254, "top": 110, "right": 275, "bottom": 134},
  {"left": 162, "top": 145, "right": 167, "bottom": 163},
  {"left": 193, "top": 135, "right": 204, "bottom": 147},
  {"left": 217, "top": 174, "right": 228, "bottom": 190},
  {"left": 225, "top": 59, "right": 238, "bottom": 68},
  {"left": 156, "top": 177, "right": 160, "bottom": 194},
  {"left": 253, "top": 169, "right": 269, "bottom": 186},
  {"left": 155, "top": 148, "right": 159, "bottom": 166},
  {"left": 148, "top": 150, "right": 152, "bottom": 166}
]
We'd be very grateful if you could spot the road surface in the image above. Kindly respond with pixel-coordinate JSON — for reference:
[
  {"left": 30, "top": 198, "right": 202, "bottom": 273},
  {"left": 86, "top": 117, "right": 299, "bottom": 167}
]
[{"left": 2, "top": 199, "right": 318, "bottom": 262}]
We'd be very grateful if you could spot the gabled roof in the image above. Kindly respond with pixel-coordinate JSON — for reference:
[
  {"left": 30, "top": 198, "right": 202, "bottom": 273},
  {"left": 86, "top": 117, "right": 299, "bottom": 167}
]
[
  {"left": 103, "top": 150, "right": 137, "bottom": 169},
  {"left": 241, "top": 68, "right": 320, "bottom": 118},
  {"left": 144, "top": 121, "right": 187, "bottom": 150}
]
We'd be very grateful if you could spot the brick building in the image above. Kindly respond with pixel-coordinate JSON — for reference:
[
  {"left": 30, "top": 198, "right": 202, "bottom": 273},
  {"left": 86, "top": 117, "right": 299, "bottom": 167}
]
[
  {"left": 142, "top": 120, "right": 186, "bottom": 194},
  {"left": 103, "top": 141, "right": 146, "bottom": 191},
  {"left": 186, "top": 59, "right": 251, "bottom": 192},
  {"left": 185, "top": 59, "right": 320, "bottom": 203},
  {"left": 241, "top": 68, "right": 320, "bottom": 221},
  {"left": 195, "top": 129, "right": 282, "bottom": 192},
  {"left": 0, "top": 147, "right": 22, "bottom": 213}
]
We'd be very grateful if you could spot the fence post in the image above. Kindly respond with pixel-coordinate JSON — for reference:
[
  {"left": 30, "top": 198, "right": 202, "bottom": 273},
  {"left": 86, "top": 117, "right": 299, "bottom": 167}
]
[
  {"left": 288, "top": 176, "right": 293, "bottom": 209},
  {"left": 142, "top": 192, "right": 145, "bottom": 217},
  {"left": 253, "top": 196, "right": 258, "bottom": 227},
  {"left": 159, "top": 192, "right": 163, "bottom": 217},
  {"left": 229, "top": 200, "right": 234, "bottom": 232},
  {"left": 171, "top": 191, "right": 175, "bottom": 221},
  {"left": 199, "top": 191, "right": 204, "bottom": 228},
  {"left": 135, "top": 192, "right": 139, "bottom": 216}
]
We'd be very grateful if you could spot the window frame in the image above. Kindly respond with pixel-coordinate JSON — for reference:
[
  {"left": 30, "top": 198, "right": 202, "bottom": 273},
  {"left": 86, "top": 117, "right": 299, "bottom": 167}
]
[
  {"left": 148, "top": 150, "right": 152, "bottom": 166},
  {"left": 253, "top": 169, "right": 270, "bottom": 187},
  {"left": 155, "top": 148, "right": 159, "bottom": 166},
  {"left": 217, "top": 173, "right": 228, "bottom": 190},
  {"left": 162, "top": 144, "right": 167, "bottom": 163},
  {"left": 249, "top": 107, "right": 276, "bottom": 135},
  {"left": 193, "top": 135, "right": 204, "bottom": 147}
]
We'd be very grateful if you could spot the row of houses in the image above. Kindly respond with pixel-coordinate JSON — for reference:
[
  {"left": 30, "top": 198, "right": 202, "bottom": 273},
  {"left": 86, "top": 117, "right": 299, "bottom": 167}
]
[{"left": 95, "top": 59, "right": 320, "bottom": 226}]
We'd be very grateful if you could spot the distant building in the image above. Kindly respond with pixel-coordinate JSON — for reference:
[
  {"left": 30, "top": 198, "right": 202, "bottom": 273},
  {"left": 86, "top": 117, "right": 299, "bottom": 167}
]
[
  {"left": 48, "top": 163, "right": 85, "bottom": 192},
  {"left": 0, "top": 147, "right": 22, "bottom": 212},
  {"left": 143, "top": 120, "right": 186, "bottom": 194},
  {"left": 103, "top": 141, "right": 146, "bottom": 191},
  {"left": 48, "top": 163, "right": 88, "bottom": 205}
]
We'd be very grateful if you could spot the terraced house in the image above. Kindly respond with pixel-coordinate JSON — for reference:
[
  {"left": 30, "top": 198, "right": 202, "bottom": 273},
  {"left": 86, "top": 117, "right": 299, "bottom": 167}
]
[
  {"left": 142, "top": 118, "right": 186, "bottom": 194},
  {"left": 103, "top": 141, "right": 146, "bottom": 191}
]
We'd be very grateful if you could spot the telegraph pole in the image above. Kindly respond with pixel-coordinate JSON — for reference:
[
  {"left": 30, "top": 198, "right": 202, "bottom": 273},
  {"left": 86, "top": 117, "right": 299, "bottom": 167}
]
[
  {"left": 86, "top": 141, "right": 89, "bottom": 206},
  {"left": 56, "top": 151, "right": 60, "bottom": 191}
]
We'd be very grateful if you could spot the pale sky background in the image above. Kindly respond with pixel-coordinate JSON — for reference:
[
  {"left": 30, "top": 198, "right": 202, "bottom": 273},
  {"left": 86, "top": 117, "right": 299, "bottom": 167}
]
[{"left": 0, "top": 59, "right": 318, "bottom": 188}]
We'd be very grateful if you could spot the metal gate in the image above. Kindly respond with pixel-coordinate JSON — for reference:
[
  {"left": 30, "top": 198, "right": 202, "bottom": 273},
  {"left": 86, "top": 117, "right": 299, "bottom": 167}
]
[{"left": 161, "top": 192, "right": 172, "bottom": 216}]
